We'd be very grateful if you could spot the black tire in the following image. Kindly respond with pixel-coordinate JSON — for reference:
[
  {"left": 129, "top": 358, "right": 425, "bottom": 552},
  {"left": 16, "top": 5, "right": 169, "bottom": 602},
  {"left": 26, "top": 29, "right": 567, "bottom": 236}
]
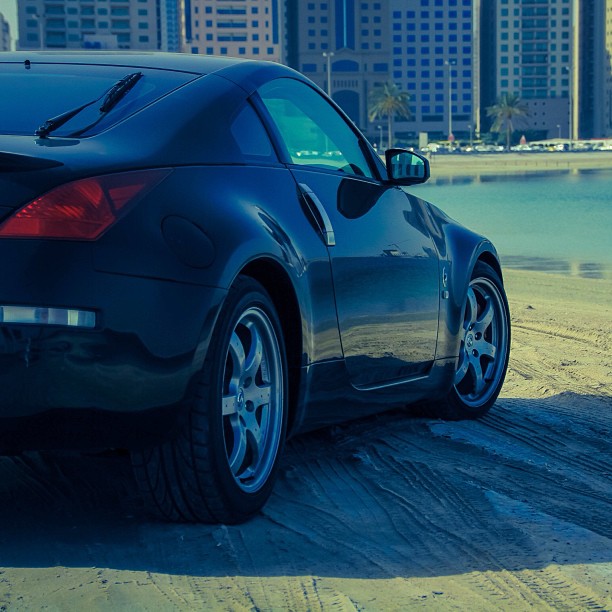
[
  {"left": 132, "top": 276, "right": 288, "bottom": 523},
  {"left": 428, "top": 261, "right": 510, "bottom": 420}
]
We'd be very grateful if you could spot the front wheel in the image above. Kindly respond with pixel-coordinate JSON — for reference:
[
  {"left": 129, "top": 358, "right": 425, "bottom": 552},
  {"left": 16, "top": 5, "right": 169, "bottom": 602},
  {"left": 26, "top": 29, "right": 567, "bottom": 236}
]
[
  {"left": 430, "top": 261, "right": 510, "bottom": 420},
  {"left": 132, "top": 276, "right": 288, "bottom": 523}
]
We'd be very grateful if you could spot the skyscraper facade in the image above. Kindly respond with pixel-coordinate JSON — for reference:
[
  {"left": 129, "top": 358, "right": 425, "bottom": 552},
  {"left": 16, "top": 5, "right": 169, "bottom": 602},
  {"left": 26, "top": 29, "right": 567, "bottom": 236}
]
[
  {"left": 17, "top": 0, "right": 161, "bottom": 50},
  {"left": 579, "top": 0, "right": 612, "bottom": 138},
  {"left": 606, "top": 0, "right": 612, "bottom": 136},
  {"left": 161, "top": 0, "right": 182, "bottom": 52},
  {"left": 479, "top": 0, "right": 612, "bottom": 141},
  {"left": 390, "top": 0, "right": 476, "bottom": 142},
  {"left": 480, "top": 0, "right": 576, "bottom": 139},
  {"left": 290, "top": 0, "right": 610, "bottom": 143},
  {"left": 1, "top": 12, "right": 11, "bottom": 51},
  {"left": 184, "top": 0, "right": 284, "bottom": 62}
]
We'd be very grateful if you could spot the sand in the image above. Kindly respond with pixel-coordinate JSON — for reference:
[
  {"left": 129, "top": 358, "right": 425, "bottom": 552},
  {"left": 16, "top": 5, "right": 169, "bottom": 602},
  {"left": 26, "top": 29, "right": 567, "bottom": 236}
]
[
  {"left": 427, "top": 150, "right": 612, "bottom": 176},
  {"left": 0, "top": 268, "right": 610, "bottom": 610}
]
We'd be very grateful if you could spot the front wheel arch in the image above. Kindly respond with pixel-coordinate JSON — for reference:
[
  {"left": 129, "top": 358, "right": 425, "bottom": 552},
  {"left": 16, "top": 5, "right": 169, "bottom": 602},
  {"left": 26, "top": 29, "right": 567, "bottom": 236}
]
[{"left": 417, "top": 259, "right": 510, "bottom": 421}]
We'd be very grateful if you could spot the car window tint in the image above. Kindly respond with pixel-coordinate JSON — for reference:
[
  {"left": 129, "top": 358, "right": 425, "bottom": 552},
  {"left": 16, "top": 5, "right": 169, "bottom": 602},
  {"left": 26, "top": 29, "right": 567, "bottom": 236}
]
[
  {"left": 0, "top": 64, "right": 196, "bottom": 137},
  {"left": 258, "top": 78, "right": 373, "bottom": 179},
  {"left": 230, "top": 103, "right": 277, "bottom": 162}
]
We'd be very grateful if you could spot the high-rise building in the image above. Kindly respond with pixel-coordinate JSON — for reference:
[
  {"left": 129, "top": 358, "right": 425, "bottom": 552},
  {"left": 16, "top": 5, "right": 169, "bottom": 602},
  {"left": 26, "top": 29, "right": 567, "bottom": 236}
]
[
  {"left": 162, "top": 0, "right": 182, "bottom": 52},
  {"left": 578, "top": 0, "right": 612, "bottom": 138},
  {"left": 184, "top": 0, "right": 284, "bottom": 62},
  {"left": 288, "top": 0, "right": 610, "bottom": 144},
  {"left": 287, "top": 1, "right": 392, "bottom": 137},
  {"left": 390, "top": 0, "right": 476, "bottom": 143},
  {"left": 1, "top": 13, "right": 11, "bottom": 51},
  {"left": 606, "top": 0, "right": 612, "bottom": 136},
  {"left": 480, "top": 0, "right": 610, "bottom": 141},
  {"left": 16, "top": 0, "right": 162, "bottom": 50},
  {"left": 480, "top": 0, "right": 575, "bottom": 139}
]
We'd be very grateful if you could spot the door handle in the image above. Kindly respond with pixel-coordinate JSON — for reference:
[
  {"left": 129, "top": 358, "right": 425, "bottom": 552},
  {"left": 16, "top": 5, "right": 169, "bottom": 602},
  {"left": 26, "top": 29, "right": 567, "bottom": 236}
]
[{"left": 298, "top": 183, "right": 336, "bottom": 247}]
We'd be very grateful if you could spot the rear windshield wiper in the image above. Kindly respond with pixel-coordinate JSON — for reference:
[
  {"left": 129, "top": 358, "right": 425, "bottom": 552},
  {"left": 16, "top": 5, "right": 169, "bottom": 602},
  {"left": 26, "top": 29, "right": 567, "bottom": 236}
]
[{"left": 35, "top": 72, "right": 143, "bottom": 139}]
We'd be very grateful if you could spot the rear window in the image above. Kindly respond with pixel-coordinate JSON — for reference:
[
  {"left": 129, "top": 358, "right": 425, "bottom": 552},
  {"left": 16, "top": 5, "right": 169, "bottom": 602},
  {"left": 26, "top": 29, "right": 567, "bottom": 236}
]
[{"left": 0, "top": 62, "right": 197, "bottom": 137}]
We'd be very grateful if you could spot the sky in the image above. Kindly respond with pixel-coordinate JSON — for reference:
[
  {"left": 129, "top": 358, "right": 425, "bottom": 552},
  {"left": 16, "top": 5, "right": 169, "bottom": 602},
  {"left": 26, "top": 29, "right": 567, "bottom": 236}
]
[{"left": 1, "top": 0, "right": 17, "bottom": 49}]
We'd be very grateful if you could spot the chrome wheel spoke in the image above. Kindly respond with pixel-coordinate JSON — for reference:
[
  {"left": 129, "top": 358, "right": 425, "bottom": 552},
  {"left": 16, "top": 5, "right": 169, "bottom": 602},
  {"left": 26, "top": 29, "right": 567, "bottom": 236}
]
[
  {"left": 222, "top": 304, "right": 284, "bottom": 493},
  {"left": 454, "top": 272, "right": 509, "bottom": 409},
  {"left": 465, "top": 287, "right": 478, "bottom": 328},
  {"left": 228, "top": 332, "right": 246, "bottom": 381},
  {"left": 477, "top": 339, "right": 497, "bottom": 359},
  {"left": 243, "top": 320, "right": 264, "bottom": 382},
  {"left": 245, "top": 382, "right": 272, "bottom": 410},
  {"left": 222, "top": 393, "right": 238, "bottom": 416},
  {"left": 469, "top": 356, "right": 486, "bottom": 395},
  {"left": 474, "top": 296, "right": 494, "bottom": 333}
]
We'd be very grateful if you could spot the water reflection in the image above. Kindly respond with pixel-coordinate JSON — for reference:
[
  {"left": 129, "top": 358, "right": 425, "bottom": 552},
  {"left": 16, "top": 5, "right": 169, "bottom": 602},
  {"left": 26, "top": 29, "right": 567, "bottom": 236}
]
[
  {"left": 412, "top": 169, "right": 612, "bottom": 280},
  {"left": 501, "top": 256, "right": 608, "bottom": 279},
  {"left": 427, "top": 169, "right": 579, "bottom": 186}
]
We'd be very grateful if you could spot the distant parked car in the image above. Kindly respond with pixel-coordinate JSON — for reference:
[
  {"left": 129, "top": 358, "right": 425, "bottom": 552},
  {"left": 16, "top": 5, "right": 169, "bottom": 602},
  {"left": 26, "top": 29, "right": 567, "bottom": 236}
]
[
  {"left": 474, "top": 144, "right": 505, "bottom": 152},
  {"left": 0, "top": 52, "right": 510, "bottom": 523}
]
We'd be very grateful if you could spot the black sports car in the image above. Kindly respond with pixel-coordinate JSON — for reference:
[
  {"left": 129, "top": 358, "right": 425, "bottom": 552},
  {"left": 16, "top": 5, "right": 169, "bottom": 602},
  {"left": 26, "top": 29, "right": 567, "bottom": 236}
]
[{"left": 0, "top": 53, "right": 510, "bottom": 523}]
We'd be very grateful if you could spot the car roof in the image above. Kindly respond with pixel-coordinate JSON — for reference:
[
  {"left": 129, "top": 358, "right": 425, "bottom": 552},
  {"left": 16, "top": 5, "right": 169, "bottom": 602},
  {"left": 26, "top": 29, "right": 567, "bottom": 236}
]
[
  {"left": 0, "top": 51, "right": 287, "bottom": 78},
  {"left": 0, "top": 51, "right": 308, "bottom": 97}
]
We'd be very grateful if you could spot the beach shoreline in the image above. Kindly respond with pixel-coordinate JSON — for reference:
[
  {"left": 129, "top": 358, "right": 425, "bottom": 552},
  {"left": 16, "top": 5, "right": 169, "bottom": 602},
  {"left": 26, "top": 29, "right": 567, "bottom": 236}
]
[{"left": 426, "top": 150, "right": 612, "bottom": 176}]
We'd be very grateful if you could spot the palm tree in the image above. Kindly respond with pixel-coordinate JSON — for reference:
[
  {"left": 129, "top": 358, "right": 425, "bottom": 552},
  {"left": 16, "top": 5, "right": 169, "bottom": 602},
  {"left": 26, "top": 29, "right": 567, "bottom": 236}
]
[
  {"left": 368, "top": 82, "right": 412, "bottom": 150},
  {"left": 486, "top": 93, "right": 529, "bottom": 151}
]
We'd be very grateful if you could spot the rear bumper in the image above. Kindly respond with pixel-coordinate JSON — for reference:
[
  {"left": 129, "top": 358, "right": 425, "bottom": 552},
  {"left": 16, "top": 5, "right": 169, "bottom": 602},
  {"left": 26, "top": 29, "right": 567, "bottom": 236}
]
[{"left": 0, "top": 268, "right": 226, "bottom": 449}]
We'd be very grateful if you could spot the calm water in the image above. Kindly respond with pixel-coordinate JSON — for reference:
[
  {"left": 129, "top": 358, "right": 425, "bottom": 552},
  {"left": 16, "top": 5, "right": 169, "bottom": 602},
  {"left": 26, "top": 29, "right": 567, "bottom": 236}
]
[{"left": 411, "top": 169, "right": 612, "bottom": 278}]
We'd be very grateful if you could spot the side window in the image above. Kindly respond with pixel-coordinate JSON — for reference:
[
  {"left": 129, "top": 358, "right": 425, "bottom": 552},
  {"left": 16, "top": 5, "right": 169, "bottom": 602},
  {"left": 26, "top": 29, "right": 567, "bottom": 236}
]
[
  {"left": 230, "top": 102, "right": 277, "bottom": 163},
  {"left": 258, "top": 78, "right": 374, "bottom": 179}
]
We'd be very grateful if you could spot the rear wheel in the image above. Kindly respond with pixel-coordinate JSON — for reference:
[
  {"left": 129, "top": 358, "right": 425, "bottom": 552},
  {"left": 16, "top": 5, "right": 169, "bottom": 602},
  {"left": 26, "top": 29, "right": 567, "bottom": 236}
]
[
  {"left": 426, "top": 261, "right": 510, "bottom": 420},
  {"left": 132, "top": 276, "right": 287, "bottom": 523}
]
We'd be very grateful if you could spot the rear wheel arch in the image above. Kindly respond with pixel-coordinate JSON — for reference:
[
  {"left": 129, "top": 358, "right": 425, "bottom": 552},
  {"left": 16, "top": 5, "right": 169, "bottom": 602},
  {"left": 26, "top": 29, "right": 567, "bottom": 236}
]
[
  {"left": 240, "top": 259, "right": 303, "bottom": 435},
  {"left": 133, "top": 273, "right": 290, "bottom": 523}
]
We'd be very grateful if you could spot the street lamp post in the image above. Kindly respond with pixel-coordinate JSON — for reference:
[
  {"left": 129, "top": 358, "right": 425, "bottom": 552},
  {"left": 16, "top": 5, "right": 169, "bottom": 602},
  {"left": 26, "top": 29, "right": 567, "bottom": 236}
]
[
  {"left": 377, "top": 125, "right": 383, "bottom": 150},
  {"left": 467, "top": 124, "right": 473, "bottom": 148},
  {"left": 563, "top": 65, "right": 572, "bottom": 149},
  {"left": 557, "top": 124, "right": 561, "bottom": 139},
  {"left": 445, "top": 60, "right": 455, "bottom": 144},
  {"left": 322, "top": 51, "right": 334, "bottom": 98}
]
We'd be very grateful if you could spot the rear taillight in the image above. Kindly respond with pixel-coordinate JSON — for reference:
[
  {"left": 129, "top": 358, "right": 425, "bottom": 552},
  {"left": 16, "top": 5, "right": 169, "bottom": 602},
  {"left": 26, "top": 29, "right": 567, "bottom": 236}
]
[{"left": 0, "top": 169, "right": 171, "bottom": 240}]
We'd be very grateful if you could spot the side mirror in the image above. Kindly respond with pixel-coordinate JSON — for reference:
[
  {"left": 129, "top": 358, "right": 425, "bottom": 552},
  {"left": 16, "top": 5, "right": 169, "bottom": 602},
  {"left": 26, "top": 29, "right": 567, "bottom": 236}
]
[{"left": 385, "top": 148, "right": 430, "bottom": 185}]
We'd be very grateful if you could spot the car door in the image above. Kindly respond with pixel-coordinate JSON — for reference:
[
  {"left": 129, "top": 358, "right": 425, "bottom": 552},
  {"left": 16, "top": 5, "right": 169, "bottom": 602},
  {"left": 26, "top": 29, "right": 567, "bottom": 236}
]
[{"left": 256, "top": 78, "right": 440, "bottom": 388}]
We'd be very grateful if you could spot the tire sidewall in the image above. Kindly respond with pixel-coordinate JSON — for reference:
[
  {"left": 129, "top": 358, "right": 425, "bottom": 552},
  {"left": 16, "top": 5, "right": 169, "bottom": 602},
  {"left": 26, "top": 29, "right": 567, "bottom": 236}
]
[
  {"left": 449, "top": 261, "right": 511, "bottom": 418},
  {"left": 195, "top": 277, "right": 288, "bottom": 522}
]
